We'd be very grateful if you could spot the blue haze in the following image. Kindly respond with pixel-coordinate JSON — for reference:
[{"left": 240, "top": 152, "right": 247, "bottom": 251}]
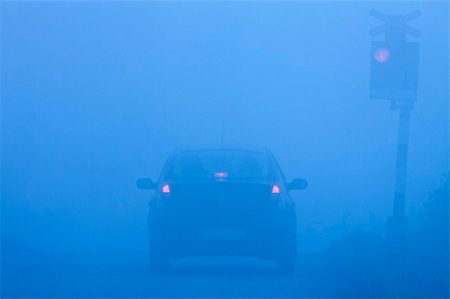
[{"left": 1, "top": 1, "right": 448, "bottom": 298}]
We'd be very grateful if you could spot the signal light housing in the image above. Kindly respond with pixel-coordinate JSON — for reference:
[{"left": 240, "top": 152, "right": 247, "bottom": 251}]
[{"left": 370, "top": 41, "right": 419, "bottom": 100}]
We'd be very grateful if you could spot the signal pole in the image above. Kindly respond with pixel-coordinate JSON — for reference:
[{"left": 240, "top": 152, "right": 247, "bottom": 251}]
[{"left": 369, "top": 10, "right": 421, "bottom": 242}]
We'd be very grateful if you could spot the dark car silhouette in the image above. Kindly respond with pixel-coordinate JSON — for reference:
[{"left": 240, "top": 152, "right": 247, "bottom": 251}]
[{"left": 137, "top": 148, "right": 307, "bottom": 274}]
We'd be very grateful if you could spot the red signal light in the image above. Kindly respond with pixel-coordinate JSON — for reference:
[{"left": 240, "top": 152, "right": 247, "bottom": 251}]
[{"left": 374, "top": 48, "right": 390, "bottom": 63}]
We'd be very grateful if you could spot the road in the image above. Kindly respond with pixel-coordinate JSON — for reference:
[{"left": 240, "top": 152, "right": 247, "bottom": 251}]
[{"left": 2, "top": 247, "right": 433, "bottom": 298}]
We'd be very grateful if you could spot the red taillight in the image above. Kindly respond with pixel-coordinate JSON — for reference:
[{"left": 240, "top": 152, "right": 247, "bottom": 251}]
[
  {"left": 272, "top": 184, "right": 285, "bottom": 209},
  {"left": 272, "top": 184, "right": 280, "bottom": 194},
  {"left": 162, "top": 184, "right": 171, "bottom": 193},
  {"left": 214, "top": 171, "right": 229, "bottom": 178}
]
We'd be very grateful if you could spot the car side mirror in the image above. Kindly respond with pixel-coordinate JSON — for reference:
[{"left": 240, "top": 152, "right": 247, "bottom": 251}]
[
  {"left": 136, "top": 178, "right": 156, "bottom": 190},
  {"left": 288, "top": 178, "right": 308, "bottom": 190}
]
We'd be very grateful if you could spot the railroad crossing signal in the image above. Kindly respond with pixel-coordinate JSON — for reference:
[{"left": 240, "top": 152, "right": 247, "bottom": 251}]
[
  {"left": 369, "top": 10, "right": 421, "bottom": 243},
  {"left": 369, "top": 10, "right": 420, "bottom": 107}
]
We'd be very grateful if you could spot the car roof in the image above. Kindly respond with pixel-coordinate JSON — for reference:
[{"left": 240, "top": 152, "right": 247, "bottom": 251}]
[{"left": 171, "top": 146, "right": 272, "bottom": 156}]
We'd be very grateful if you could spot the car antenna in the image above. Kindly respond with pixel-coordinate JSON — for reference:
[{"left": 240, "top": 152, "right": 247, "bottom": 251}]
[{"left": 220, "top": 124, "right": 225, "bottom": 146}]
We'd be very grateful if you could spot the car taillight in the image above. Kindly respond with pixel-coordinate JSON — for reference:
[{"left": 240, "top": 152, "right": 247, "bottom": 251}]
[
  {"left": 272, "top": 184, "right": 285, "bottom": 209},
  {"left": 272, "top": 184, "right": 280, "bottom": 194},
  {"left": 162, "top": 184, "right": 171, "bottom": 194},
  {"left": 214, "top": 171, "right": 229, "bottom": 178}
]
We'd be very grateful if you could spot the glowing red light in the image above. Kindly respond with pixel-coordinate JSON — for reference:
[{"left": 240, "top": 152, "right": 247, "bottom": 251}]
[
  {"left": 374, "top": 48, "right": 390, "bottom": 63},
  {"left": 272, "top": 185, "right": 280, "bottom": 194},
  {"left": 214, "top": 172, "right": 229, "bottom": 178},
  {"left": 162, "top": 184, "right": 171, "bottom": 193}
]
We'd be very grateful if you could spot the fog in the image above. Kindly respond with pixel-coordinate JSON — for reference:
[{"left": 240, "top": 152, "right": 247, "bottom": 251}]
[{"left": 1, "top": 1, "right": 448, "bottom": 298}]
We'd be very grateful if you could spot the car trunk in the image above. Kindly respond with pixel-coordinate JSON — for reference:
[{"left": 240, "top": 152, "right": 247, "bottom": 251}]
[{"left": 165, "top": 180, "right": 276, "bottom": 227}]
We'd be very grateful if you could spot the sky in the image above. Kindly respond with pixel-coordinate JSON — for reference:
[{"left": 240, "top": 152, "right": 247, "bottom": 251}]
[{"left": 1, "top": 1, "right": 448, "bottom": 255}]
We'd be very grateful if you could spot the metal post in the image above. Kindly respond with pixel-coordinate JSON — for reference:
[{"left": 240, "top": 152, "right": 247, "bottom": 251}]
[
  {"left": 386, "top": 106, "right": 411, "bottom": 241},
  {"left": 393, "top": 107, "right": 411, "bottom": 219}
]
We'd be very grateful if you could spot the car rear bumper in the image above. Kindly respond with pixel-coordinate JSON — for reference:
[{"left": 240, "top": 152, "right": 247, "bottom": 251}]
[{"left": 148, "top": 216, "right": 296, "bottom": 260}]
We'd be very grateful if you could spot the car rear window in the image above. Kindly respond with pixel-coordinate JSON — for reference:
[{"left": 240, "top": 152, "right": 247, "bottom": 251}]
[{"left": 169, "top": 150, "right": 271, "bottom": 180}]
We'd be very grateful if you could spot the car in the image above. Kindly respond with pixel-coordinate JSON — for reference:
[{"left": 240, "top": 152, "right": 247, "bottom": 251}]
[{"left": 136, "top": 148, "right": 307, "bottom": 274}]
